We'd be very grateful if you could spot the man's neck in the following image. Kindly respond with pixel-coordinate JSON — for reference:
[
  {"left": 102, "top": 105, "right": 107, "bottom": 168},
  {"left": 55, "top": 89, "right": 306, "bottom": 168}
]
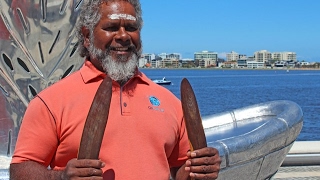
[
  {"left": 88, "top": 56, "right": 104, "bottom": 72},
  {"left": 118, "top": 80, "right": 127, "bottom": 87}
]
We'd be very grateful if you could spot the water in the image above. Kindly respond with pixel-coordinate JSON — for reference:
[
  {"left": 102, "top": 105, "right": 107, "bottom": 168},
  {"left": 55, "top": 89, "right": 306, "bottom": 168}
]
[{"left": 140, "top": 68, "right": 320, "bottom": 141}]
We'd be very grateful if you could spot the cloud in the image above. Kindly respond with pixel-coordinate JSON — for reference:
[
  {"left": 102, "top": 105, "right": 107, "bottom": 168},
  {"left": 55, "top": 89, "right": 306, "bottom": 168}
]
[{"left": 218, "top": 52, "right": 227, "bottom": 59}]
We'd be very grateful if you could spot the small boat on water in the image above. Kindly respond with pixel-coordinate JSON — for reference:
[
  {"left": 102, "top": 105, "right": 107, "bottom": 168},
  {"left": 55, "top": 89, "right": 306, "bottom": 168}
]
[{"left": 152, "top": 77, "right": 171, "bottom": 85}]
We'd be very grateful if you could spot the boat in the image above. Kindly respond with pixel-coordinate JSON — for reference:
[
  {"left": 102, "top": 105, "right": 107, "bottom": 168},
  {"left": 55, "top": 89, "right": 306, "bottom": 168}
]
[
  {"left": 202, "top": 100, "right": 303, "bottom": 179},
  {"left": 152, "top": 77, "right": 171, "bottom": 85}
]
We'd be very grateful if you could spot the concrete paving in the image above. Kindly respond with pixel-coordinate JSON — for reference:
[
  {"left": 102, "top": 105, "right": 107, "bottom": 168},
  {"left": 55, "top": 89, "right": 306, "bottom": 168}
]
[
  {"left": 271, "top": 166, "right": 320, "bottom": 180},
  {"left": 272, "top": 141, "right": 320, "bottom": 179}
]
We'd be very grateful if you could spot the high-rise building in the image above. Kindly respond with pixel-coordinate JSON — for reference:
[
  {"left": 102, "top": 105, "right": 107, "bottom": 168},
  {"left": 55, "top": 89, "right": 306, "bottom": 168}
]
[
  {"left": 254, "top": 50, "right": 272, "bottom": 63},
  {"left": 272, "top": 52, "right": 297, "bottom": 61},
  {"left": 142, "top": 53, "right": 156, "bottom": 63},
  {"left": 158, "top": 53, "right": 182, "bottom": 60},
  {"left": 226, "top": 51, "right": 239, "bottom": 61},
  {"left": 194, "top": 51, "right": 218, "bottom": 68}
]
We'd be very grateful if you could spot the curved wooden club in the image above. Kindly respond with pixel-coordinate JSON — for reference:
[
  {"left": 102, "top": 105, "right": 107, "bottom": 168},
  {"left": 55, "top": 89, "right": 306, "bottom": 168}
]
[
  {"left": 180, "top": 78, "right": 207, "bottom": 151},
  {"left": 78, "top": 77, "right": 113, "bottom": 159},
  {"left": 181, "top": 78, "right": 207, "bottom": 180}
]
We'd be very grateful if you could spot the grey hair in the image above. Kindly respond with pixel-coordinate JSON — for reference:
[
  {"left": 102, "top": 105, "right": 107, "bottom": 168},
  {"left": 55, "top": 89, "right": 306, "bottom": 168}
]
[{"left": 76, "top": 0, "right": 143, "bottom": 57}]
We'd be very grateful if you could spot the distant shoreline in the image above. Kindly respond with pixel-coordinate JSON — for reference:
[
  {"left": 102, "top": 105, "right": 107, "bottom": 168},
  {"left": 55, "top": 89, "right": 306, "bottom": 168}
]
[{"left": 140, "top": 67, "right": 320, "bottom": 71}]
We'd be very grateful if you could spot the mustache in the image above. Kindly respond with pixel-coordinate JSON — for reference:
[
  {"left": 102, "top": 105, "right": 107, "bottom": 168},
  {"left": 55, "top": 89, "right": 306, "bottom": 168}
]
[
  {"left": 90, "top": 43, "right": 142, "bottom": 61},
  {"left": 109, "top": 45, "right": 137, "bottom": 52},
  {"left": 105, "top": 45, "right": 138, "bottom": 55}
]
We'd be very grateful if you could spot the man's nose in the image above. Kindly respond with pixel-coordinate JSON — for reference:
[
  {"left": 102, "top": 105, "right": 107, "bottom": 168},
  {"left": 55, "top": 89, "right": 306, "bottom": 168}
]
[{"left": 115, "top": 27, "right": 130, "bottom": 42}]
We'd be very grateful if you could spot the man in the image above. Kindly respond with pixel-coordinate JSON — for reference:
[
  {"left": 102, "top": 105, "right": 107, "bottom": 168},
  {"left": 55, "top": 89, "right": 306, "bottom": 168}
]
[{"left": 10, "top": 0, "right": 221, "bottom": 179}]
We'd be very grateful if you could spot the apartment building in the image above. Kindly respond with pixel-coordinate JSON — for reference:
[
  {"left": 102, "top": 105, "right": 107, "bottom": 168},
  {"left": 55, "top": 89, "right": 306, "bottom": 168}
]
[
  {"left": 237, "top": 59, "right": 247, "bottom": 68},
  {"left": 254, "top": 50, "right": 272, "bottom": 63},
  {"left": 247, "top": 61, "right": 265, "bottom": 68},
  {"left": 150, "top": 58, "right": 161, "bottom": 68},
  {"left": 158, "top": 53, "right": 182, "bottom": 60},
  {"left": 167, "top": 53, "right": 182, "bottom": 60},
  {"left": 194, "top": 51, "right": 218, "bottom": 68},
  {"left": 272, "top": 52, "right": 297, "bottom": 61},
  {"left": 143, "top": 53, "right": 156, "bottom": 62},
  {"left": 159, "top": 58, "right": 180, "bottom": 68},
  {"left": 226, "top": 51, "right": 239, "bottom": 61}
]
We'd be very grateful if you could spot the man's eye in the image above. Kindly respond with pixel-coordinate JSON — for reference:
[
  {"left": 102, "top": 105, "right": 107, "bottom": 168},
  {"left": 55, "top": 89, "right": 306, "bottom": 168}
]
[
  {"left": 126, "top": 26, "right": 138, "bottom": 32},
  {"left": 104, "top": 27, "right": 119, "bottom": 31}
]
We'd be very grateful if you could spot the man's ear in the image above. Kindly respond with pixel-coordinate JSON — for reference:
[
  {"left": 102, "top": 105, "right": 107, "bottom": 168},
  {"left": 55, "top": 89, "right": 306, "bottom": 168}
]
[{"left": 81, "top": 26, "right": 90, "bottom": 48}]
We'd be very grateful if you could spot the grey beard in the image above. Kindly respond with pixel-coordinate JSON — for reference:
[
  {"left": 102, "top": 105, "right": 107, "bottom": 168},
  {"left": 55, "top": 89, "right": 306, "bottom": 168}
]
[{"left": 89, "top": 45, "right": 141, "bottom": 83}]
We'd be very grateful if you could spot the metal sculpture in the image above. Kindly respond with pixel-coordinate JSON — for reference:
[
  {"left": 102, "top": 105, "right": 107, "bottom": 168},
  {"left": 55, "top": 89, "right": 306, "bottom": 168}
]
[
  {"left": 0, "top": 1, "right": 84, "bottom": 175},
  {"left": 202, "top": 100, "right": 303, "bottom": 179}
]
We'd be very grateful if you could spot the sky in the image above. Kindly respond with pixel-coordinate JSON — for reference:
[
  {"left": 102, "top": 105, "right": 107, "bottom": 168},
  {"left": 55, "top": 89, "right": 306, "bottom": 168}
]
[{"left": 139, "top": 0, "right": 320, "bottom": 62}]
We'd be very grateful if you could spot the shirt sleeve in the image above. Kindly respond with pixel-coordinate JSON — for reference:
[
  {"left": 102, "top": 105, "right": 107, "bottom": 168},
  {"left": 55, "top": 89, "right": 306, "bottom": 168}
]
[
  {"left": 167, "top": 110, "right": 190, "bottom": 168},
  {"left": 11, "top": 96, "right": 58, "bottom": 167}
]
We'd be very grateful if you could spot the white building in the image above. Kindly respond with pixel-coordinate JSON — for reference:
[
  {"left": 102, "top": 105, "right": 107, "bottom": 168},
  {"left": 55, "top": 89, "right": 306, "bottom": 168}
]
[
  {"left": 247, "top": 61, "right": 265, "bottom": 69},
  {"left": 272, "top": 52, "right": 297, "bottom": 61},
  {"left": 300, "top": 61, "right": 310, "bottom": 66},
  {"left": 142, "top": 53, "right": 156, "bottom": 62},
  {"left": 138, "top": 57, "right": 148, "bottom": 68},
  {"left": 254, "top": 50, "right": 272, "bottom": 63},
  {"left": 158, "top": 53, "right": 167, "bottom": 60},
  {"left": 239, "top": 54, "right": 247, "bottom": 60},
  {"left": 158, "top": 53, "right": 182, "bottom": 60},
  {"left": 226, "top": 51, "right": 239, "bottom": 61},
  {"left": 167, "top": 53, "right": 182, "bottom": 60},
  {"left": 151, "top": 59, "right": 161, "bottom": 68},
  {"left": 194, "top": 51, "right": 218, "bottom": 68}
]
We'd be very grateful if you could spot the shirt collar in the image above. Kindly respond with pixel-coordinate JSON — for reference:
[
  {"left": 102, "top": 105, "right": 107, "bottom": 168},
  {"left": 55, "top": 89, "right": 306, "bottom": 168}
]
[{"left": 79, "top": 59, "right": 150, "bottom": 85}]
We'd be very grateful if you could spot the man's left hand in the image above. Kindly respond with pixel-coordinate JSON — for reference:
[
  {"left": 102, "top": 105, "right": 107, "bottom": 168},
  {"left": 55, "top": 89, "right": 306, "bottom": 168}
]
[{"left": 184, "top": 147, "right": 221, "bottom": 179}]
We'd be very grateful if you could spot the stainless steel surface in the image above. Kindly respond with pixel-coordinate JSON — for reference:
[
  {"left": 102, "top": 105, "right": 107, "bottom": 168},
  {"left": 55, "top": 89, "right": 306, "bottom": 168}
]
[
  {"left": 0, "top": 0, "right": 84, "bottom": 172},
  {"left": 282, "top": 141, "right": 320, "bottom": 166},
  {"left": 283, "top": 154, "right": 320, "bottom": 166},
  {"left": 203, "top": 100, "right": 303, "bottom": 180}
]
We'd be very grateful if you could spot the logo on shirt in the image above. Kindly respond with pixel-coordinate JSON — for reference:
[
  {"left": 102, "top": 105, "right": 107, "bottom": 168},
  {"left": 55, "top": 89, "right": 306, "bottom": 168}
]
[
  {"left": 148, "top": 96, "right": 164, "bottom": 112},
  {"left": 149, "top": 96, "right": 160, "bottom": 106}
]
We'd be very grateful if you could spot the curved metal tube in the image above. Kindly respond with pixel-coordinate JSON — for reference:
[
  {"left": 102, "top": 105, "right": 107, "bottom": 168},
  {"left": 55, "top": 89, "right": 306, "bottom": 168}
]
[{"left": 202, "top": 100, "right": 303, "bottom": 180}]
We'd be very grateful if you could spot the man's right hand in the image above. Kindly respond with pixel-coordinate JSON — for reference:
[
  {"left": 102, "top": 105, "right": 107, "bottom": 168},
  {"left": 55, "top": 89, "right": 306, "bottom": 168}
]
[
  {"left": 61, "top": 158, "right": 105, "bottom": 180},
  {"left": 10, "top": 159, "right": 104, "bottom": 180}
]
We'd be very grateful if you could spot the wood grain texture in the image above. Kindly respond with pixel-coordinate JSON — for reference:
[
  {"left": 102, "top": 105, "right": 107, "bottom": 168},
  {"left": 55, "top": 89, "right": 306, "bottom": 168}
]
[
  {"left": 180, "top": 78, "right": 207, "bottom": 151},
  {"left": 78, "top": 77, "right": 113, "bottom": 159}
]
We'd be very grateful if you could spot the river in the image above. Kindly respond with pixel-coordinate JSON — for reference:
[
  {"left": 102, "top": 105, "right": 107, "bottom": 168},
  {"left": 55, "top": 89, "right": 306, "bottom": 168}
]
[{"left": 140, "top": 68, "right": 320, "bottom": 141}]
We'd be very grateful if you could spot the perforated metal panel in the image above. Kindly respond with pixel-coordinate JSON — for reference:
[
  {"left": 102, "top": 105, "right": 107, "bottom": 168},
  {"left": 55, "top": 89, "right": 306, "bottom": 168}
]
[{"left": 0, "top": 0, "right": 84, "bottom": 160}]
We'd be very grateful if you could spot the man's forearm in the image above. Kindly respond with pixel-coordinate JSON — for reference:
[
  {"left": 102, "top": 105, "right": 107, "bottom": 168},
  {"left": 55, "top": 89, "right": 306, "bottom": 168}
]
[
  {"left": 171, "top": 164, "right": 190, "bottom": 180},
  {"left": 10, "top": 161, "right": 62, "bottom": 180}
]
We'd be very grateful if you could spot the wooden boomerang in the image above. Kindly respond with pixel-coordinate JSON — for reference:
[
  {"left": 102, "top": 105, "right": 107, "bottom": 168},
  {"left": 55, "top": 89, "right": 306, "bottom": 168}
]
[
  {"left": 180, "top": 78, "right": 207, "bottom": 151},
  {"left": 78, "top": 77, "right": 113, "bottom": 159}
]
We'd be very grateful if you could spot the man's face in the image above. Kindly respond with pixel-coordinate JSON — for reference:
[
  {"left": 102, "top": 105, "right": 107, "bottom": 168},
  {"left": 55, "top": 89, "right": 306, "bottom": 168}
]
[{"left": 87, "top": 1, "right": 142, "bottom": 82}]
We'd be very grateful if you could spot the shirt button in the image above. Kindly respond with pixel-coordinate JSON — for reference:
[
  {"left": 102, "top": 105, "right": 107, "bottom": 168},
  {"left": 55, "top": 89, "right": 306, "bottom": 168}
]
[{"left": 123, "top": 102, "right": 127, "bottom": 107}]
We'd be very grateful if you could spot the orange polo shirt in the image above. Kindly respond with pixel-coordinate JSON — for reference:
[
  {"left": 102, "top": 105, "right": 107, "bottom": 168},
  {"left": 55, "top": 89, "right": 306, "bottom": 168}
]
[{"left": 11, "top": 60, "right": 189, "bottom": 179}]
